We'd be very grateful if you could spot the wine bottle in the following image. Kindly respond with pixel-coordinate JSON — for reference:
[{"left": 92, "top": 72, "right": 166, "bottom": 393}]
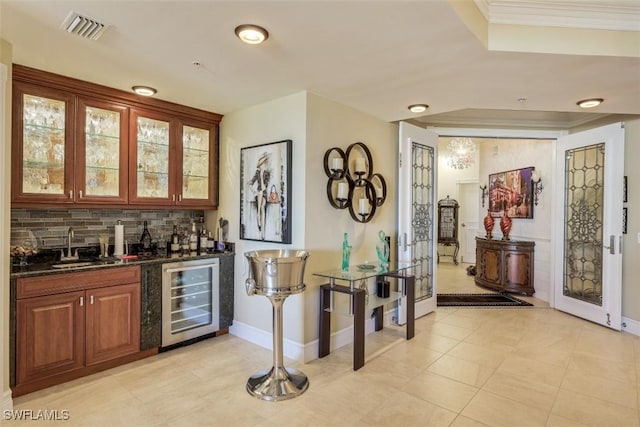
[
  {"left": 170, "top": 224, "right": 180, "bottom": 255},
  {"left": 140, "top": 220, "right": 152, "bottom": 250},
  {"left": 200, "top": 226, "right": 208, "bottom": 254},
  {"left": 189, "top": 222, "right": 198, "bottom": 254}
]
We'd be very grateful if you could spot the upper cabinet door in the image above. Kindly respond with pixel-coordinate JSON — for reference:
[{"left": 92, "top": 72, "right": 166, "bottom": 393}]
[
  {"left": 177, "top": 120, "right": 218, "bottom": 208},
  {"left": 76, "top": 98, "right": 129, "bottom": 204},
  {"left": 128, "top": 109, "right": 176, "bottom": 205},
  {"left": 12, "top": 83, "right": 75, "bottom": 204}
]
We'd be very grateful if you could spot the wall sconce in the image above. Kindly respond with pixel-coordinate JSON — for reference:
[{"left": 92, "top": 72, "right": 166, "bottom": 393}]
[
  {"left": 531, "top": 170, "right": 543, "bottom": 205},
  {"left": 480, "top": 185, "right": 487, "bottom": 208},
  {"left": 324, "top": 142, "right": 386, "bottom": 223}
]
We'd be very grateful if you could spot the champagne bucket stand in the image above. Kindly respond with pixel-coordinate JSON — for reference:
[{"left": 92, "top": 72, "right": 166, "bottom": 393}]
[{"left": 244, "top": 249, "right": 310, "bottom": 401}]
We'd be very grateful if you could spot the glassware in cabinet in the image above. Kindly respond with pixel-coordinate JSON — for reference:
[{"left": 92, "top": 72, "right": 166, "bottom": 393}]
[
  {"left": 12, "top": 84, "right": 75, "bottom": 203},
  {"left": 129, "top": 109, "right": 175, "bottom": 205},
  {"left": 76, "top": 98, "right": 129, "bottom": 203}
]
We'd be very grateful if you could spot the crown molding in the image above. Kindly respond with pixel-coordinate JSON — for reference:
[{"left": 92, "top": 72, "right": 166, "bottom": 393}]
[{"left": 474, "top": 0, "right": 640, "bottom": 31}]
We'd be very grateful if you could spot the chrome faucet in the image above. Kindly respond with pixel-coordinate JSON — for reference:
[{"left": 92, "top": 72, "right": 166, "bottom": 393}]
[{"left": 61, "top": 227, "right": 78, "bottom": 260}]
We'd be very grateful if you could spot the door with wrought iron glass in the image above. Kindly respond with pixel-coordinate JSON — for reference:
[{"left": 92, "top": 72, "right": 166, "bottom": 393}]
[
  {"left": 397, "top": 122, "right": 438, "bottom": 323},
  {"left": 553, "top": 123, "right": 624, "bottom": 330}
]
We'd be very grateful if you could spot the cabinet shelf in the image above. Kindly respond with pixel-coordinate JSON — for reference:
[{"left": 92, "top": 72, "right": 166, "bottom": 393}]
[
  {"left": 23, "top": 160, "right": 65, "bottom": 168},
  {"left": 24, "top": 122, "right": 65, "bottom": 132}
]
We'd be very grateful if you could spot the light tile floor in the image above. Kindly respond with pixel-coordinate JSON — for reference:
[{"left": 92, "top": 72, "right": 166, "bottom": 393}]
[{"left": 8, "top": 264, "right": 639, "bottom": 426}]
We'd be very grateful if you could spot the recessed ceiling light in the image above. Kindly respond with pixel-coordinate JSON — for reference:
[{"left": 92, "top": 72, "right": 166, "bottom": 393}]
[
  {"left": 132, "top": 86, "right": 157, "bottom": 96},
  {"left": 577, "top": 98, "right": 603, "bottom": 108},
  {"left": 408, "top": 104, "right": 428, "bottom": 113},
  {"left": 235, "top": 24, "right": 269, "bottom": 44}
]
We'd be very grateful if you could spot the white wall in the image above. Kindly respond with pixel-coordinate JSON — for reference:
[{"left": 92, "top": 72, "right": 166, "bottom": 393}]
[
  {"left": 620, "top": 120, "right": 640, "bottom": 324},
  {"left": 1, "top": 37, "right": 13, "bottom": 411},
  {"left": 478, "top": 137, "right": 554, "bottom": 301},
  {"left": 216, "top": 92, "right": 308, "bottom": 351},
  {"left": 218, "top": 91, "right": 398, "bottom": 361},
  {"left": 304, "top": 93, "right": 397, "bottom": 343},
  {"left": 437, "top": 136, "right": 479, "bottom": 201}
]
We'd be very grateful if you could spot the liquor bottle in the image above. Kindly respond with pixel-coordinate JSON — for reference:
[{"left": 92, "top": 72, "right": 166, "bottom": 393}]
[
  {"left": 207, "top": 231, "right": 215, "bottom": 252},
  {"left": 170, "top": 224, "right": 180, "bottom": 255},
  {"left": 189, "top": 222, "right": 198, "bottom": 254},
  {"left": 200, "top": 226, "right": 208, "bottom": 254},
  {"left": 140, "top": 220, "right": 152, "bottom": 250}
]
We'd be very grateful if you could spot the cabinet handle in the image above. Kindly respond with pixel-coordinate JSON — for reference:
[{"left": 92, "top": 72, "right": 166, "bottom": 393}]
[
  {"left": 79, "top": 296, "right": 84, "bottom": 306},
  {"left": 69, "top": 190, "right": 73, "bottom": 199},
  {"left": 90, "top": 295, "right": 94, "bottom": 305},
  {"left": 79, "top": 190, "right": 83, "bottom": 198},
  {"left": 172, "top": 194, "right": 176, "bottom": 202},
  {"left": 178, "top": 194, "right": 182, "bottom": 202}
]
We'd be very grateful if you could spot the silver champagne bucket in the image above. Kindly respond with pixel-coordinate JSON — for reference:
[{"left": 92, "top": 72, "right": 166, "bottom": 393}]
[
  {"left": 245, "top": 249, "right": 309, "bottom": 297},
  {"left": 244, "top": 249, "right": 310, "bottom": 401}
]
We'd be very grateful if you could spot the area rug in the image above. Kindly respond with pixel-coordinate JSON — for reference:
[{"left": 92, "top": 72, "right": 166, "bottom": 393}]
[{"left": 437, "top": 293, "right": 533, "bottom": 307}]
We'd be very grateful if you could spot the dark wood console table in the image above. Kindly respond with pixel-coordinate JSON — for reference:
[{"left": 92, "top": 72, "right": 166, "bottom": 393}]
[
  {"left": 315, "top": 263, "right": 415, "bottom": 371},
  {"left": 475, "top": 237, "right": 535, "bottom": 296}
]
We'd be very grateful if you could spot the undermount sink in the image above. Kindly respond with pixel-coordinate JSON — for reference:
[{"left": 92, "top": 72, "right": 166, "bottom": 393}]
[{"left": 51, "top": 261, "right": 95, "bottom": 269}]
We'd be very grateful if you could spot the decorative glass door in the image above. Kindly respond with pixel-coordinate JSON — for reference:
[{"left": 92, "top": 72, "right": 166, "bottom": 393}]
[
  {"left": 397, "top": 122, "right": 438, "bottom": 324},
  {"left": 181, "top": 125, "right": 211, "bottom": 203},
  {"left": 553, "top": 123, "right": 624, "bottom": 330},
  {"left": 129, "top": 109, "right": 173, "bottom": 204},
  {"left": 13, "top": 85, "right": 74, "bottom": 203},
  {"left": 76, "top": 99, "right": 128, "bottom": 203}
]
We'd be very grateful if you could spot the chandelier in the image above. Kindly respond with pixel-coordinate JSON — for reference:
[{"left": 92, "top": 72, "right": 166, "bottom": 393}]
[{"left": 446, "top": 137, "right": 476, "bottom": 169}]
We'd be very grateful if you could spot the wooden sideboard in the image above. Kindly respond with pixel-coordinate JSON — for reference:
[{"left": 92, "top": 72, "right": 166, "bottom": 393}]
[{"left": 475, "top": 237, "right": 535, "bottom": 296}]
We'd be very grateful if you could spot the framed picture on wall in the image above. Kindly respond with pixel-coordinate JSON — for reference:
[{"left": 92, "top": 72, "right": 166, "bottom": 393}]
[
  {"left": 488, "top": 166, "right": 535, "bottom": 219},
  {"left": 240, "top": 139, "right": 292, "bottom": 243}
]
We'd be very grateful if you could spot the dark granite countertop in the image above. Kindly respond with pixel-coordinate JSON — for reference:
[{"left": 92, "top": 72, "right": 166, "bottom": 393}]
[{"left": 11, "top": 250, "right": 235, "bottom": 279}]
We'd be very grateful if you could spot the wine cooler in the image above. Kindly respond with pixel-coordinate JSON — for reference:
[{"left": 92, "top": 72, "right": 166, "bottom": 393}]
[{"left": 162, "top": 258, "right": 220, "bottom": 347}]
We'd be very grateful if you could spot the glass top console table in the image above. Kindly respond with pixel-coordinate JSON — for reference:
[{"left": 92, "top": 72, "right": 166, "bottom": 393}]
[{"left": 314, "top": 263, "right": 416, "bottom": 370}]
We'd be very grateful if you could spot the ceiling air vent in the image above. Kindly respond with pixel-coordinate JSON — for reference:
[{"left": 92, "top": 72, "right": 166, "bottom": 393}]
[{"left": 61, "top": 11, "right": 108, "bottom": 40}]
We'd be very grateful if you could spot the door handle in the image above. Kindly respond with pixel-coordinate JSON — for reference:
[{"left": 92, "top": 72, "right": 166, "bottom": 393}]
[
  {"left": 603, "top": 235, "right": 615, "bottom": 254},
  {"left": 461, "top": 223, "right": 466, "bottom": 227},
  {"left": 403, "top": 233, "right": 414, "bottom": 252}
]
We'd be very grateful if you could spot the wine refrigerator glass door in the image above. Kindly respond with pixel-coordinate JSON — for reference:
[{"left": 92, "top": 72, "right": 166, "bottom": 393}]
[{"left": 162, "top": 259, "right": 220, "bottom": 346}]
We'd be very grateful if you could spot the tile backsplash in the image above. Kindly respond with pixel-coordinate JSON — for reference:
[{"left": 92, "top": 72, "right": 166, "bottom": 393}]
[{"left": 11, "top": 208, "right": 205, "bottom": 250}]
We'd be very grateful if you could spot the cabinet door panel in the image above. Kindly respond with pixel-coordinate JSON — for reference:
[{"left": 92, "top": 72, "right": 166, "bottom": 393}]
[
  {"left": 12, "top": 83, "right": 75, "bottom": 204},
  {"left": 129, "top": 109, "right": 175, "bottom": 205},
  {"left": 16, "top": 291, "right": 85, "bottom": 384},
  {"left": 85, "top": 283, "right": 140, "bottom": 365},
  {"left": 481, "top": 249, "right": 501, "bottom": 283},
  {"left": 504, "top": 252, "right": 531, "bottom": 287},
  {"left": 178, "top": 121, "right": 217, "bottom": 207},
  {"left": 76, "top": 98, "right": 129, "bottom": 203}
]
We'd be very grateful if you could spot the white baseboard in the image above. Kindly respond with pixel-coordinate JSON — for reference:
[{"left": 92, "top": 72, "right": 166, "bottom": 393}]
[
  {"left": 622, "top": 316, "right": 640, "bottom": 336},
  {"left": 231, "top": 308, "right": 398, "bottom": 364},
  {"left": 1, "top": 389, "right": 13, "bottom": 412},
  {"left": 229, "top": 321, "right": 305, "bottom": 362}
]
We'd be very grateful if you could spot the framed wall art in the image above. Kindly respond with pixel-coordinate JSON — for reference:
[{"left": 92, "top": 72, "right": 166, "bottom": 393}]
[
  {"left": 488, "top": 166, "right": 535, "bottom": 219},
  {"left": 240, "top": 139, "right": 292, "bottom": 243}
]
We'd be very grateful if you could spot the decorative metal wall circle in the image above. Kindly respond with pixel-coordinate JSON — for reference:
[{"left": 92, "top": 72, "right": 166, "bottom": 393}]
[{"left": 323, "top": 142, "right": 386, "bottom": 223}]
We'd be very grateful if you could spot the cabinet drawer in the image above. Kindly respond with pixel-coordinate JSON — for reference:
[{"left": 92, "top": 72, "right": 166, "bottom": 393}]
[{"left": 17, "top": 266, "right": 141, "bottom": 299}]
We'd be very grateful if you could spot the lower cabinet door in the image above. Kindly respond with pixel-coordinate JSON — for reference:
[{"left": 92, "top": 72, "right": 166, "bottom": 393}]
[
  {"left": 85, "top": 283, "right": 140, "bottom": 366},
  {"left": 16, "top": 291, "right": 85, "bottom": 384}
]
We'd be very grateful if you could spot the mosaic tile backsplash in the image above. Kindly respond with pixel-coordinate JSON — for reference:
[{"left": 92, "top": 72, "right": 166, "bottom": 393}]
[{"left": 11, "top": 209, "right": 205, "bottom": 250}]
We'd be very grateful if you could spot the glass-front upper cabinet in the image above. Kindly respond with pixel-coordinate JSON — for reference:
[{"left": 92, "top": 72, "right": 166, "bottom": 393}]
[
  {"left": 76, "top": 98, "right": 129, "bottom": 204},
  {"left": 177, "top": 120, "right": 217, "bottom": 207},
  {"left": 12, "top": 83, "right": 75, "bottom": 204},
  {"left": 129, "top": 109, "right": 175, "bottom": 205}
]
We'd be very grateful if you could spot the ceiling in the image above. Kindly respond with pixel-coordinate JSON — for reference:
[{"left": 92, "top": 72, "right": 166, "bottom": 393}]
[{"left": 1, "top": 1, "right": 639, "bottom": 129}]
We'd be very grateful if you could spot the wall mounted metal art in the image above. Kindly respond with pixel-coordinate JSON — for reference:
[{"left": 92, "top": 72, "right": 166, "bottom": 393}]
[{"left": 323, "top": 142, "right": 386, "bottom": 223}]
